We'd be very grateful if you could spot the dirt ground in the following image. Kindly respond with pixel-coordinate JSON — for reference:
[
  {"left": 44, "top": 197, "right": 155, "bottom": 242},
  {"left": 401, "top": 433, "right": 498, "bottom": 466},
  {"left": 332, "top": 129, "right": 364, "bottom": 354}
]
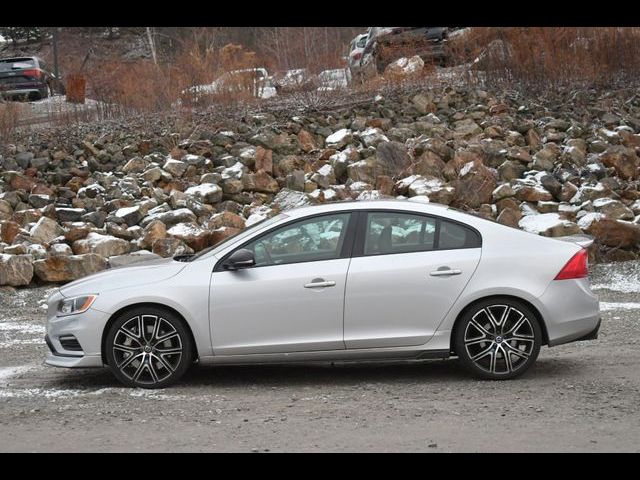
[{"left": 1, "top": 262, "right": 639, "bottom": 452}]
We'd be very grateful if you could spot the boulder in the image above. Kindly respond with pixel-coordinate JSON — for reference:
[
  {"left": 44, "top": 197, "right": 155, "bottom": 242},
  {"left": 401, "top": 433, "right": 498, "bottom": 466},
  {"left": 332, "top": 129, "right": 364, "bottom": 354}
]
[
  {"left": 30, "top": 217, "right": 64, "bottom": 244},
  {"left": 310, "top": 164, "right": 336, "bottom": 189},
  {"left": 592, "top": 198, "right": 635, "bottom": 220},
  {"left": 33, "top": 254, "right": 108, "bottom": 282},
  {"left": 452, "top": 161, "right": 497, "bottom": 209},
  {"left": 0, "top": 221, "right": 21, "bottom": 244},
  {"left": 163, "top": 159, "right": 188, "bottom": 178},
  {"left": 152, "top": 238, "right": 194, "bottom": 258},
  {"left": 166, "top": 223, "right": 212, "bottom": 251},
  {"left": 147, "top": 208, "right": 197, "bottom": 228},
  {"left": 242, "top": 171, "right": 279, "bottom": 194},
  {"left": 114, "top": 205, "right": 143, "bottom": 227},
  {"left": 207, "top": 211, "right": 246, "bottom": 230},
  {"left": 108, "top": 251, "right": 162, "bottom": 268},
  {"left": 376, "top": 141, "right": 411, "bottom": 177},
  {"left": 578, "top": 214, "right": 640, "bottom": 249},
  {"left": 140, "top": 220, "right": 167, "bottom": 250},
  {"left": 325, "top": 129, "right": 352, "bottom": 149},
  {"left": 0, "top": 254, "right": 34, "bottom": 286},
  {"left": 73, "top": 232, "right": 131, "bottom": 257},
  {"left": 184, "top": 183, "right": 223, "bottom": 204},
  {"left": 496, "top": 206, "right": 522, "bottom": 228},
  {"left": 599, "top": 146, "right": 639, "bottom": 179}
]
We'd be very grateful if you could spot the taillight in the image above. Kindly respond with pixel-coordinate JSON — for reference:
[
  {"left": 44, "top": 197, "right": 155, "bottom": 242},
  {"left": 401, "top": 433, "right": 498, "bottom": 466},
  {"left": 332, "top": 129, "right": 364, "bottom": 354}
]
[
  {"left": 22, "top": 69, "right": 41, "bottom": 79},
  {"left": 352, "top": 52, "right": 362, "bottom": 60},
  {"left": 554, "top": 249, "right": 589, "bottom": 280}
]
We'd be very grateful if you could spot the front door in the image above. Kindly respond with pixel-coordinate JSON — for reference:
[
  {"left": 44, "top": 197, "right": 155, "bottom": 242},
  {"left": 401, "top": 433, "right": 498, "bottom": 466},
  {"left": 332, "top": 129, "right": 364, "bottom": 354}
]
[{"left": 210, "top": 212, "right": 354, "bottom": 355}]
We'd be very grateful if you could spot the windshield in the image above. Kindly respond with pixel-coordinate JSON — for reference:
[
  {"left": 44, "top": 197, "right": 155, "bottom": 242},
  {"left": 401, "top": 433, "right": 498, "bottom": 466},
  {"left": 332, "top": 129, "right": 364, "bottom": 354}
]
[
  {"left": 0, "top": 58, "right": 37, "bottom": 71},
  {"left": 187, "top": 213, "right": 287, "bottom": 261}
]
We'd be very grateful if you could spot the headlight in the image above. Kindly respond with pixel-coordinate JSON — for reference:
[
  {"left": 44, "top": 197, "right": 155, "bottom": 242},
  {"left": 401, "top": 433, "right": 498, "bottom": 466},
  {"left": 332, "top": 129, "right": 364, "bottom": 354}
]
[{"left": 57, "top": 295, "right": 97, "bottom": 316}]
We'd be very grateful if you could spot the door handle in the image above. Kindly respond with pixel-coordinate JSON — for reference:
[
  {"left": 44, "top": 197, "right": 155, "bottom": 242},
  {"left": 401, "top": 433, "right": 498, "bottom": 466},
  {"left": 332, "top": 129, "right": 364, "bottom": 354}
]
[
  {"left": 429, "top": 269, "right": 462, "bottom": 277},
  {"left": 304, "top": 279, "right": 336, "bottom": 288}
]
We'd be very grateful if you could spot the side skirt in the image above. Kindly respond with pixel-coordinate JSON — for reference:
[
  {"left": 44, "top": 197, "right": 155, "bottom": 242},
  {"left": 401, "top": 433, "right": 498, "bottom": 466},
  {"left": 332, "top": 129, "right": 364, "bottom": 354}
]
[{"left": 199, "top": 347, "right": 450, "bottom": 366}]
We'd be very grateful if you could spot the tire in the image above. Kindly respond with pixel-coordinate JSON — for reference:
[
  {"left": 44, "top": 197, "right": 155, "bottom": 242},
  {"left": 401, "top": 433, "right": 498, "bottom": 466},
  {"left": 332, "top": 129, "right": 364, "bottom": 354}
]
[
  {"left": 454, "top": 298, "right": 542, "bottom": 380},
  {"left": 105, "top": 306, "right": 194, "bottom": 389}
]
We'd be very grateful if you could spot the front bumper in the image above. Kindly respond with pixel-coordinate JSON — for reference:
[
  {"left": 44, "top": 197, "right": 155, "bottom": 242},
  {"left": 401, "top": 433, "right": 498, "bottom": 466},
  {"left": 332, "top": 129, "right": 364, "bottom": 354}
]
[{"left": 44, "top": 290, "right": 110, "bottom": 368}]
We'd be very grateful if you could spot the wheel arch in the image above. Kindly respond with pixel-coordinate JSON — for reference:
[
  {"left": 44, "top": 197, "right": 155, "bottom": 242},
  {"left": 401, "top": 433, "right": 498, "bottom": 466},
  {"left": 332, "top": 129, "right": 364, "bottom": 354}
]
[
  {"left": 449, "top": 294, "right": 549, "bottom": 354},
  {"left": 101, "top": 302, "right": 199, "bottom": 366}
]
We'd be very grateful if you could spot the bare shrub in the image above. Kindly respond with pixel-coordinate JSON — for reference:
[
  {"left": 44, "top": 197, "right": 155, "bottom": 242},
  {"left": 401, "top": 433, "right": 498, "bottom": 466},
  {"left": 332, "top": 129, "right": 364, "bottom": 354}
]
[
  {"left": 0, "top": 102, "right": 22, "bottom": 143},
  {"left": 449, "top": 27, "right": 640, "bottom": 91}
]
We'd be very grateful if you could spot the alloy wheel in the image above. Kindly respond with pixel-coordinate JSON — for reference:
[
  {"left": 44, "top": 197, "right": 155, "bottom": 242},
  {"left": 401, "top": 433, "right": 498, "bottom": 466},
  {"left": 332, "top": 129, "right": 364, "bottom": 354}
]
[
  {"left": 463, "top": 305, "right": 536, "bottom": 375},
  {"left": 112, "top": 315, "right": 183, "bottom": 385}
]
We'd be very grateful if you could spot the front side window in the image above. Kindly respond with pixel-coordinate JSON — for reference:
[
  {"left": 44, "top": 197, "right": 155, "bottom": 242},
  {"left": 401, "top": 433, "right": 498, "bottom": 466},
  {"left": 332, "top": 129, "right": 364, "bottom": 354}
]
[
  {"left": 364, "top": 212, "right": 436, "bottom": 255},
  {"left": 241, "top": 213, "right": 352, "bottom": 267}
]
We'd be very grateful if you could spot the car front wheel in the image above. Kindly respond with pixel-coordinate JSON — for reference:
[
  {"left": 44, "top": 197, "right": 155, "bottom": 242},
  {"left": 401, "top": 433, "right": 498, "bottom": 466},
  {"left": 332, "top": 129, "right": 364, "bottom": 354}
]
[
  {"left": 454, "top": 299, "right": 542, "bottom": 380},
  {"left": 105, "top": 307, "right": 193, "bottom": 388}
]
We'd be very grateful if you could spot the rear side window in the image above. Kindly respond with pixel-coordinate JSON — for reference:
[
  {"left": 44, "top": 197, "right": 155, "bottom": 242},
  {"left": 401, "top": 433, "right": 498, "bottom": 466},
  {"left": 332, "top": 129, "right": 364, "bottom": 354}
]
[
  {"left": 439, "top": 220, "right": 480, "bottom": 249},
  {"left": 364, "top": 212, "right": 437, "bottom": 255},
  {"left": 362, "top": 212, "right": 481, "bottom": 256}
]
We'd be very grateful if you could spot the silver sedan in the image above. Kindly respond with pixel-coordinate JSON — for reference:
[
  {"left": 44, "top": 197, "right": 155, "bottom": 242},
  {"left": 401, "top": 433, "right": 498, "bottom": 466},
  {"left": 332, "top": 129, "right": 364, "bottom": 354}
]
[{"left": 44, "top": 200, "right": 601, "bottom": 388}]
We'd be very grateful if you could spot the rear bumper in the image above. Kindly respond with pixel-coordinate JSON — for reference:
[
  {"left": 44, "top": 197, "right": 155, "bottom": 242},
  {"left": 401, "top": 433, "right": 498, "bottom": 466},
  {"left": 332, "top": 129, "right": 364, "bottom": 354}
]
[
  {"left": 537, "top": 278, "right": 601, "bottom": 347},
  {"left": 0, "top": 88, "right": 43, "bottom": 98}
]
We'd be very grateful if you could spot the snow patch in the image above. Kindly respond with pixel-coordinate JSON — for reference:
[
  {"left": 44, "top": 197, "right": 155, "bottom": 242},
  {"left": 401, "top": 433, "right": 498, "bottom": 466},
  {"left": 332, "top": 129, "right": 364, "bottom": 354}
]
[
  {"left": 600, "top": 302, "right": 640, "bottom": 311},
  {"left": 518, "top": 213, "right": 567, "bottom": 234}
]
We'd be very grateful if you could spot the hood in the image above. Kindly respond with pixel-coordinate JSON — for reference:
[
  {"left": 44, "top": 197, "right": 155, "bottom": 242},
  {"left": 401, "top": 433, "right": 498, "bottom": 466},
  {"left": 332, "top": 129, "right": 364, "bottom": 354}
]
[{"left": 60, "top": 257, "right": 188, "bottom": 297}]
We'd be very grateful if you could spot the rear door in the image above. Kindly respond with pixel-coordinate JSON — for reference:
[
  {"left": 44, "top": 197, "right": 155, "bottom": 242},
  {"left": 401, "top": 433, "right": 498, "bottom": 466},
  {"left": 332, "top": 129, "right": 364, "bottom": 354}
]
[{"left": 344, "top": 210, "right": 482, "bottom": 349}]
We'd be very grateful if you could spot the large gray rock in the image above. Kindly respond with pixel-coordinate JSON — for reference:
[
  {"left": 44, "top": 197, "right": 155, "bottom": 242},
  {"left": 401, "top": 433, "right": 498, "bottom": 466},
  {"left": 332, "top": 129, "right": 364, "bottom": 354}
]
[
  {"left": 108, "top": 250, "right": 161, "bottom": 268},
  {"left": 73, "top": 232, "right": 131, "bottom": 257},
  {"left": 30, "top": 217, "right": 64, "bottom": 244},
  {"left": 0, "top": 254, "right": 34, "bottom": 286},
  {"left": 163, "top": 159, "right": 188, "bottom": 178},
  {"left": 184, "top": 183, "right": 223, "bottom": 204}
]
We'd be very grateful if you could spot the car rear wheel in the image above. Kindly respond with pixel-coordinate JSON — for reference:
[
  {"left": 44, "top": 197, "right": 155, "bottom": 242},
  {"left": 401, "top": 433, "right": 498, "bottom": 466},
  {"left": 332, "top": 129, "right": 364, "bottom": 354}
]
[
  {"left": 105, "top": 307, "right": 193, "bottom": 389},
  {"left": 454, "top": 299, "right": 542, "bottom": 380}
]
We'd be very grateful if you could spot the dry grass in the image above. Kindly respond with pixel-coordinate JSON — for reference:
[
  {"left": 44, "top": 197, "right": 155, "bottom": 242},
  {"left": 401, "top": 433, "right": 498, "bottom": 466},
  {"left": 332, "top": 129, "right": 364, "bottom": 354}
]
[
  {"left": 448, "top": 27, "right": 640, "bottom": 91},
  {"left": 0, "top": 102, "right": 23, "bottom": 144}
]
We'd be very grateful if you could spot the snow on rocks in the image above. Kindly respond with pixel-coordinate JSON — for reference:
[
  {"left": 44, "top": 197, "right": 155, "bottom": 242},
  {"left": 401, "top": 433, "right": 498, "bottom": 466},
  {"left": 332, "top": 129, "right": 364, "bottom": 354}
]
[
  {"left": 325, "top": 129, "right": 353, "bottom": 149},
  {"left": 72, "top": 232, "right": 131, "bottom": 257},
  {"left": 518, "top": 213, "right": 581, "bottom": 237},
  {"left": 5, "top": 82, "right": 640, "bottom": 286},
  {"left": 184, "top": 183, "right": 223, "bottom": 204},
  {"left": 385, "top": 56, "right": 425, "bottom": 76},
  {"left": 162, "top": 158, "right": 188, "bottom": 178}
]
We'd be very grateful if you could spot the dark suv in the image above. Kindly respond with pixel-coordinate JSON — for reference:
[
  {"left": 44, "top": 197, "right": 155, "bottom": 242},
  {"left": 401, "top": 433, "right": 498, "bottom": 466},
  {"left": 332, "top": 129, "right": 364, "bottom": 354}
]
[{"left": 0, "top": 56, "right": 64, "bottom": 101}]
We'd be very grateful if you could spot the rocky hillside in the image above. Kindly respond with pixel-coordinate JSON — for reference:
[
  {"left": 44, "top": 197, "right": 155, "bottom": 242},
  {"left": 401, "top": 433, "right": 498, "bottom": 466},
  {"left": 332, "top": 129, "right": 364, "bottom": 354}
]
[{"left": 2, "top": 83, "right": 640, "bottom": 287}]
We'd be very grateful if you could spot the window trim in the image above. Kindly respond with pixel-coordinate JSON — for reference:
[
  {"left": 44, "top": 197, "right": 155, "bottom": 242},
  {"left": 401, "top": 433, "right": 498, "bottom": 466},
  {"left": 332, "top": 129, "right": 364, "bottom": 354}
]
[
  {"left": 352, "top": 209, "right": 482, "bottom": 258},
  {"left": 213, "top": 211, "right": 357, "bottom": 272}
]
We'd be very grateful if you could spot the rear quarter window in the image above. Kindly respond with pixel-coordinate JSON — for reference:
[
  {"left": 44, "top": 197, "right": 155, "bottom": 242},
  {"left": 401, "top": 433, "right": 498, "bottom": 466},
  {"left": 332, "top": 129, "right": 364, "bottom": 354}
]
[{"left": 439, "top": 220, "right": 481, "bottom": 249}]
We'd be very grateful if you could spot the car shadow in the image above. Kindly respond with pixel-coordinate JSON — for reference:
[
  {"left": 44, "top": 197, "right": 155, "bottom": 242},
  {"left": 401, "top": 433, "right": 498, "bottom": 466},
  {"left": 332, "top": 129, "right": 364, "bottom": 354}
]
[{"left": 43, "top": 356, "right": 588, "bottom": 391}]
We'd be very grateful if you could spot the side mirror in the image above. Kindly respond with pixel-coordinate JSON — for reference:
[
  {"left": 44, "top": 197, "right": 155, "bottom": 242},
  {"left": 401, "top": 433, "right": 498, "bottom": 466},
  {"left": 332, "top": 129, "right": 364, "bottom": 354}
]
[{"left": 224, "top": 249, "right": 255, "bottom": 270}]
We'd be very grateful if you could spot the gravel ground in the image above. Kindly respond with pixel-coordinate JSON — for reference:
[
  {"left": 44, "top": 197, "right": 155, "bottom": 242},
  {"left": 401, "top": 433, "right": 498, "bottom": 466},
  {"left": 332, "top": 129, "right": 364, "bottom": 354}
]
[{"left": 0, "top": 262, "right": 639, "bottom": 452}]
